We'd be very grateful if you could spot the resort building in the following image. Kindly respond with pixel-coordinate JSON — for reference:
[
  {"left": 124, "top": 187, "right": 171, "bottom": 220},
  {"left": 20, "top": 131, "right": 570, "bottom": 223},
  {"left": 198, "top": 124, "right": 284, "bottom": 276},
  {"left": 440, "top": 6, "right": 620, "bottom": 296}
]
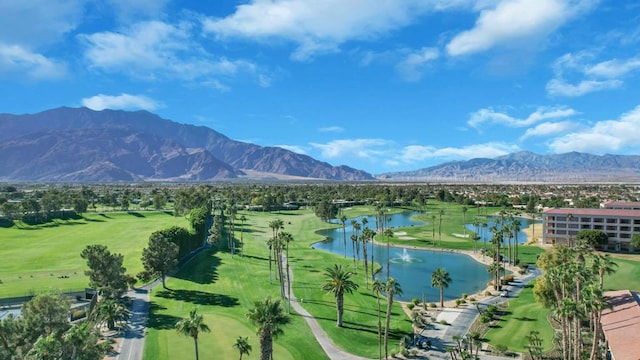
[
  {"left": 601, "top": 290, "right": 640, "bottom": 360},
  {"left": 542, "top": 203, "right": 640, "bottom": 252}
]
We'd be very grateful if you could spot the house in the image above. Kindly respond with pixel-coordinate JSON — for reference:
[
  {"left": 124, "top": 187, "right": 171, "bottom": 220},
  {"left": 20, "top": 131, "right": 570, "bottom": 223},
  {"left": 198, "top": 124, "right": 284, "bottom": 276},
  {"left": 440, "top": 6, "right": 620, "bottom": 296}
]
[{"left": 601, "top": 290, "right": 640, "bottom": 360}]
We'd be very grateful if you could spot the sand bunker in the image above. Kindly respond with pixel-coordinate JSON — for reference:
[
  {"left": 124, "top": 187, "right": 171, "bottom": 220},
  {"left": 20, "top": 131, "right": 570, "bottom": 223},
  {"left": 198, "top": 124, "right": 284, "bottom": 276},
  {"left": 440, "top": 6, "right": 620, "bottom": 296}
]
[
  {"left": 394, "top": 231, "right": 408, "bottom": 236},
  {"left": 399, "top": 236, "right": 416, "bottom": 240}
]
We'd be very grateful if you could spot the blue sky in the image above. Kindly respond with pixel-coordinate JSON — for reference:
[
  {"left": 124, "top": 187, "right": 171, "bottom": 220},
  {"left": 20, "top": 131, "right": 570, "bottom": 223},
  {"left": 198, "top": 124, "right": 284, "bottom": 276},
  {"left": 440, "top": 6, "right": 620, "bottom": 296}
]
[{"left": 2, "top": 0, "right": 640, "bottom": 175}]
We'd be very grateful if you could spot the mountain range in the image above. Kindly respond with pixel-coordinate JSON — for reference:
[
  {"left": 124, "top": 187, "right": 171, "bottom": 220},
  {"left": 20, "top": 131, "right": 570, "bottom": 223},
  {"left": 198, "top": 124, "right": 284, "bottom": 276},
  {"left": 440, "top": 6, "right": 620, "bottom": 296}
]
[
  {"left": 1, "top": 107, "right": 640, "bottom": 182},
  {"left": 0, "top": 107, "right": 373, "bottom": 181},
  {"left": 379, "top": 151, "right": 640, "bottom": 182}
]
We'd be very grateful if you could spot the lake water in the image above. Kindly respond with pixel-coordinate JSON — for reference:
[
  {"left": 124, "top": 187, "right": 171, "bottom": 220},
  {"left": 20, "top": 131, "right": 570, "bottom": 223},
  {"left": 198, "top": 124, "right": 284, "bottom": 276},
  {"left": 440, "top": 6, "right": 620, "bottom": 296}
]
[{"left": 312, "top": 212, "right": 494, "bottom": 302}]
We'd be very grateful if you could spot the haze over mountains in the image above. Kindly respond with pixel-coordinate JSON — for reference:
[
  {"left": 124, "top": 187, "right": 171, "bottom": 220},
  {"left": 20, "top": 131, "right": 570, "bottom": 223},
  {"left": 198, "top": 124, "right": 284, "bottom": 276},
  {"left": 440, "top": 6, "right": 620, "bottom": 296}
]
[{"left": 1, "top": 107, "right": 639, "bottom": 183}]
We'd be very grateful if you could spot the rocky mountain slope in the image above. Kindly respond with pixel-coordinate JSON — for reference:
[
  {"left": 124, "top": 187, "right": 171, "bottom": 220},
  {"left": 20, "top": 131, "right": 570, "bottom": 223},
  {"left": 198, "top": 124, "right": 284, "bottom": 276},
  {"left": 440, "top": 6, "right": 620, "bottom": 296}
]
[
  {"left": 0, "top": 107, "right": 374, "bottom": 181},
  {"left": 378, "top": 151, "right": 640, "bottom": 182}
]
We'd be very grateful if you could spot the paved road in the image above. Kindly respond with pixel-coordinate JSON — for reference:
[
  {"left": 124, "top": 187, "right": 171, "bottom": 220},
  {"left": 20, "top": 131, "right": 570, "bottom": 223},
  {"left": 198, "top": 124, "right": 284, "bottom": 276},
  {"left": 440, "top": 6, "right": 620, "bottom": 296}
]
[
  {"left": 418, "top": 266, "right": 542, "bottom": 359},
  {"left": 116, "top": 286, "right": 152, "bottom": 360}
]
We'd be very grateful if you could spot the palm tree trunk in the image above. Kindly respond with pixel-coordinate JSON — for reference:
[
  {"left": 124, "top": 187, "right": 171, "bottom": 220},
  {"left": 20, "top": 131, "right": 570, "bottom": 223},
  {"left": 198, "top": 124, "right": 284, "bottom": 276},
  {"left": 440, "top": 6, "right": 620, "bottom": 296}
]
[
  {"left": 440, "top": 287, "right": 444, "bottom": 308},
  {"left": 336, "top": 294, "right": 344, "bottom": 327},
  {"left": 377, "top": 296, "right": 382, "bottom": 360},
  {"left": 194, "top": 338, "right": 199, "bottom": 360},
  {"left": 589, "top": 311, "right": 601, "bottom": 360},
  {"left": 384, "top": 293, "right": 393, "bottom": 360},
  {"left": 363, "top": 243, "right": 369, "bottom": 288}
]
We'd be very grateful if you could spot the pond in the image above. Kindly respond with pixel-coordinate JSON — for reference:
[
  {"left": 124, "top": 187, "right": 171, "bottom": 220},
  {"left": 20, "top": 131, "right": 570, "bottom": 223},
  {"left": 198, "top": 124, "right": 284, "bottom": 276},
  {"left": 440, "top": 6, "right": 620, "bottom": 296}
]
[{"left": 313, "top": 212, "right": 494, "bottom": 302}]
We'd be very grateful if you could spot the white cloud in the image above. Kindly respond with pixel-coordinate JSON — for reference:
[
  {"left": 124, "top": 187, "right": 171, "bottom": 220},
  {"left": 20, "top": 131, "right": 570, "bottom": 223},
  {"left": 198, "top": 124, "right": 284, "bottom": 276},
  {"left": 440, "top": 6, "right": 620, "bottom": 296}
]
[
  {"left": 549, "top": 105, "right": 640, "bottom": 153},
  {"left": 547, "top": 52, "right": 639, "bottom": 97},
  {"left": 0, "top": 44, "right": 66, "bottom": 79},
  {"left": 80, "top": 21, "right": 264, "bottom": 86},
  {"left": 446, "top": 0, "right": 592, "bottom": 56},
  {"left": 468, "top": 106, "right": 576, "bottom": 129},
  {"left": 0, "top": 0, "right": 84, "bottom": 48},
  {"left": 310, "top": 138, "right": 392, "bottom": 159},
  {"left": 203, "top": 0, "right": 471, "bottom": 60},
  {"left": 276, "top": 144, "right": 307, "bottom": 154},
  {"left": 519, "top": 121, "right": 575, "bottom": 140},
  {"left": 319, "top": 126, "right": 344, "bottom": 133},
  {"left": 81, "top": 93, "right": 162, "bottom": 111},
  {"left": 395, "top": 47, "right": 439, "bottom": 81},
  {"left": 399, "top": 142, "right": 520, "bottom": 162}
]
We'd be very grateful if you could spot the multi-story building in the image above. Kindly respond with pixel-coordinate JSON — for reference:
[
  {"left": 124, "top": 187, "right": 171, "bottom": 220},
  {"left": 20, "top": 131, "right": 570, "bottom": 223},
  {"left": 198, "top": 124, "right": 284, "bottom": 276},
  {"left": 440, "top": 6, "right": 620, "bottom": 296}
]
[{"left": 542, "top": 202, "right": 640, "bottom": 252}]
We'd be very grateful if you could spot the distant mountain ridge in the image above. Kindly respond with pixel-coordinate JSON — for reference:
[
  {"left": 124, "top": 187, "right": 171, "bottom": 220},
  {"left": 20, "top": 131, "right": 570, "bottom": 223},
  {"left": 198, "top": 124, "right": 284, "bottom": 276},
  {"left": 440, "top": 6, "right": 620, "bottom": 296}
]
[
  {"left": 378, "top": 151, "right": 640, "bottom": 182},
  {"left": 0, "top": 107, "right": 374, "bottom": 181}
]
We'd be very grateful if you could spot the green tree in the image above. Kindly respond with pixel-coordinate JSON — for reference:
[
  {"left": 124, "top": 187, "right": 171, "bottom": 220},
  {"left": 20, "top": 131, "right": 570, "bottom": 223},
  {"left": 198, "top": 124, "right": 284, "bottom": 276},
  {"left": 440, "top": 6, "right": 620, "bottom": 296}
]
[
  {"left": 576, "top": 229, "right": 608, "bottom": 249},
  {"left": 232, "top": 336, "right": 252, "bottom": 360},
  {"left": 383, "top": 277, "right": 403, "bottom": 360},
  {"left": 431, "top": 267, "right": 452, "bottom": 307},
  {"left": 139, "top": 232, "right": 179, "bottom": 289},
  {"left": 321, "top": 264, "right": 359, "bottom": 327},
  {"left": 591, "top": 253, "right": 617, "bottom": 290},
  {"left": 175, "top": 309, "right": 211, "bottom": 360},
  {"left": 80, "top": 245, "right": 128, "bottom": 299},
  {"left": 246, "top": 297, "right": 290, "bottom": 360},
  {"left": 91, "top": 299, "right": 129, "bottom": 331},
  {"left": 632, "top": 233, "right": 640, "bottom": 250},
  {"left": 22, "top": 294, "right": 70, "bottom": 343}
]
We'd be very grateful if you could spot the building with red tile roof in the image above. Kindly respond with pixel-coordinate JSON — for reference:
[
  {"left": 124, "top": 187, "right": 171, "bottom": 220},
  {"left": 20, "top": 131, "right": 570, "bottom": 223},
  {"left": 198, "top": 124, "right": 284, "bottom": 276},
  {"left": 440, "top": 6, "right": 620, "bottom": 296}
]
[{"left": 601, "top": 290, "right": 640, "bottom": 360}]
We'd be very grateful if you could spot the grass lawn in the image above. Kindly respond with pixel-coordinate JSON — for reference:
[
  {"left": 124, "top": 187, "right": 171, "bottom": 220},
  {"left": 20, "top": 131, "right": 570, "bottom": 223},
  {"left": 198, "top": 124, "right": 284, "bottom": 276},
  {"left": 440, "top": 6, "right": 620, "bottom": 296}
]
[
  {"left": 0, "top": 211, "right": 188, "bottom": 297},
  {"left": 144, "top": 209, "right": 412, "bottom": 360},
  {"left": 603, "top": 256, "right": 640, "bottom": 292},
  {"left": 483, "top": 282, "right": 554, "bottom": 354}
]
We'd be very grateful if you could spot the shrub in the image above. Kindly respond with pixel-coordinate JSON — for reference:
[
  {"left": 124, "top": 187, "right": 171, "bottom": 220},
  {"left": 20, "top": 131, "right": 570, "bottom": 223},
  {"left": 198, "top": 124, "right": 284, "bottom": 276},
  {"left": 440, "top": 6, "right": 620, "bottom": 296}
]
[
  {"left": 440, "top": 319, "right": 449, "bottom": 325},
  {"left": 462, "top": 293, "right": 468, "bottom": 299},
  {"left": 429, "top": 303, "right": 437, "bottom": 308},
  {"left": 407, "top": 303, "right": 415, "bottom": 310},
  {"left": 468, "top": 297, "right": 476, "bottom": 302},
  {"left": 484, "top": 290, "right": 492, "bottom": 296},
  {"left": 502, "top": 274, "right": 515, "bottom": 282},
  {"left": 412, "top": 298, "right": 420, "bottom": 305},
  {"left": 494, "top": 344, "right": 508, "bottom": 355}
]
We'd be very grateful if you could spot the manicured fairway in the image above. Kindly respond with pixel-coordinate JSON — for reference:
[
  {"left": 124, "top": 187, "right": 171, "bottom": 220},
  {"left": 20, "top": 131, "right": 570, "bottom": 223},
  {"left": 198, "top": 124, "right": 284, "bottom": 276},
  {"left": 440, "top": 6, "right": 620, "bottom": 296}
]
[
  {"left": 603, "top": 257, "right": 640, "bottom": 292},
  {"left": 483, "top": 282, "right": 554, "bottom": 353},
  {"left": 0, "top": 211, "right": 188, "bottom": 297},
  {"left": 144, "top": 209, "right": 412, "bottom": 360}
]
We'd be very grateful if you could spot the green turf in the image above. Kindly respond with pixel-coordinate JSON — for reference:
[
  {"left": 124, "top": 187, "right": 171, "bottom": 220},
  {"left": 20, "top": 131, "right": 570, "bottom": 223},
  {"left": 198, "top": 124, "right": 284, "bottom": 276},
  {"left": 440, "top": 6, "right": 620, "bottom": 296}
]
[
  {"left": 483, "top": 282, "right": 554, "bottom": 353},
  {"left": 602, "top": 257, "right": 640, "bottom": 292},
  {"left": 0, "top": 211, "right": 189, "bottom": 297},
  {"left": 144, "top": 209, "right": 412, "bottom": 359}
]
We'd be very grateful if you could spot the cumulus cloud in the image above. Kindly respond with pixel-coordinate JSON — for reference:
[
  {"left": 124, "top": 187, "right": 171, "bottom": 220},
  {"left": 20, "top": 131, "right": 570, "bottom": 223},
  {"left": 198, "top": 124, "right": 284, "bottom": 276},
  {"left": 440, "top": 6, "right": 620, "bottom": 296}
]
[
  {"left": 468, "top": 106, "right": 577, "bottom": 129},
  {"left": 310, "top": 138, "right": 392, "bottom": 159},
  {"left": 81, "top": 93, "right": 162, "bottom": 111},
  {"left": 395, "top": 47, "right": 439, "bottom": 81},
  {"left": 0, "top": 0, "right": 84, "bottom": 48},
  {"left": 0, "top": 44, "right": 66, "bottom": 79},
  {"left": 549, "top": 105, "right": 640, "bottom": 153},
  {"left": 399, "top": 142, "right": 520, "bottom": 162},
  {"left": 276, "top": 144, "right": 307, "bottom": 154},
  {"left": 80, "top": 20, "right": 265, "bottom": 87},
  {"left": 547, "top": 52, "right": 640, "bottom": 97},
  {"left": 519, "top": 121, "right": 575, "bottom": 140},
  {"left": 446, "top": 0, "right": 594, "bottom": 56},
  {"left": 203, "top": 0, "right": 470, "bottom": 60}
]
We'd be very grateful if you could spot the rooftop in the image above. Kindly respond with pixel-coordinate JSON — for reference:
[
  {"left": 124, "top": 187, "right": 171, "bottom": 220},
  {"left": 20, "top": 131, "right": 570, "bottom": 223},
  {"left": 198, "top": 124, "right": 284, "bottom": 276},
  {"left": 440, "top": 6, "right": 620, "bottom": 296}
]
[
  {"left": 543, "top": 207, "right": 640, "bottom": 217},
  {"left": 602, "top": 290, "right": 640, "bottom": 360}
]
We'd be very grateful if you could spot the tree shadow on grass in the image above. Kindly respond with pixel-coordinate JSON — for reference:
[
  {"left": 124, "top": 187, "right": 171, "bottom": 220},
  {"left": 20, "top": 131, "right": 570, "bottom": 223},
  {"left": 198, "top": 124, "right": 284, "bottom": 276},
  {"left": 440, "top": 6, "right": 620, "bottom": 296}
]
[
  {"left": 146, "top": 302, "right": 182, "bottom": 330},
  {"left": 127, "top": 212, "right": 145, "bottom": 218},
  {"left": 0, "top": 219, "right": 14, "bottom": 228},
  {"left": 156, "top": 289, "right": 239, "bottom": 307},
  {"left": 173, "top": 250, "right": 220, "bottom": 284}
]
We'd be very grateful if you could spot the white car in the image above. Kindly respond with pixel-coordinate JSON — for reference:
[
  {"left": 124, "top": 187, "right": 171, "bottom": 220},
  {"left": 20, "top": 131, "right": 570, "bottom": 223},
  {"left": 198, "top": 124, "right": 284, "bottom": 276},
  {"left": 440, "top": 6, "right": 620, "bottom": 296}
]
[{"left": 500, "top": 291, "right": 509, "bottom": 297}]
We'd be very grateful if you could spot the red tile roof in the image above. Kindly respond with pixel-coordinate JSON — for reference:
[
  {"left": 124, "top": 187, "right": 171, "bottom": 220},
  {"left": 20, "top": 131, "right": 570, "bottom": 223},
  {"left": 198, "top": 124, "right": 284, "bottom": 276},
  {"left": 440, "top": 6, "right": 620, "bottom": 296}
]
[{"left": 602, "top": 290, "right": 640, "bottom": 360}]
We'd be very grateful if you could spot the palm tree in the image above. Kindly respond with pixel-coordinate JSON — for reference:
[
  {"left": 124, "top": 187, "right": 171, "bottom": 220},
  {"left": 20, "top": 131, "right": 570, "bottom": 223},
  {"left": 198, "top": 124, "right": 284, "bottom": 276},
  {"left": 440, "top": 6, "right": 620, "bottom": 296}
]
[
  {"left": 487, "top": 261, "right": 503, "bottom": 291},
  {"left": 438, "top": 209, "right": 445, "bottom": 244},
  {"left": 591, "top": 253, "right": 618, "bottom": 290},
  {"left": 339, "top": 214, "right": 348, "bottom": 258},
  {"left": 232, "top": 336, "right": 252, "bottom": 360},
  {"left": 350, "top": 234, "right": 358, "bottom": 271},
  {"left": 372, "top": 279, "right": 385, "bottom": 360},
  {"left": 239, "top": 215, "right": 247, "bottom": 257},
  {"left": 321, "top": 264, "right": 359, "bottom": 327},
  {"left": 384, "top": 228, "right": 394, "bottom": 278},
  {"left": 431, "top": 214, "right": 436, "bottom": 243},
  {"left": 175, "top": 309, "right": 210, "bottom": 360},
  {"left": 91, "top": 299, "right": 129, "bottom": 331},
  {"left": 246, "top": 297, "right": 290, "bottom": 360},
  {"left": 512, "top": 218, "right": 521, "bottom": 265},
  {"left": 280, "top": 231, "right": 294, "bottom": 312},
  {"left": 361, "top": 228, "right": 372, "bottom": 288},
  {"left": 431, "top": 268, "right": 451, "bottom": 307},
  {"left": 384, "top": 277, "right": 403, "bottom": 360},
  {"left": 462, "top": 206, "right": 468, "bottom": 236},
  {"left": 567, "top": 213, "right": 574, "bottom": 247}
]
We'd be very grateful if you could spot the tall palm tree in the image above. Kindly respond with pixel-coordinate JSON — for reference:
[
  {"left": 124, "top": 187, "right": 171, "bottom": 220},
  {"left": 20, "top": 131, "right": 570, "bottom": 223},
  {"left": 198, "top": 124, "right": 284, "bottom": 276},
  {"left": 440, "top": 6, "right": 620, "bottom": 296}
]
[
  {"left": 431, "top": 268, "right": 451, "bottom": 307},
  {"left": 461, "top": 206, "right": 468, "bottom": 236},
  {"left": 383, "top": 277, "right": 403, "bottom": 360},
  {"left": 361, "top": 228, "right": 373, "bottom": 288},
  {"left": 352, "top": 221, "right": 361, "bottom": 263},
  {"left": 350, "top": 234, "right": 358, "bottom": 271},
  {"left": 175, "top": 309, "right": 210, "bottom": 360},
  {"left": 232, "top": 336, "right": 252, "bottom": 360},
  {"left": 567, "top": 213, "right": 574, "bottom": 247},
  {"left": 384, "top": 229, "right": 394, "bottom": 278},
  {"left": 280, "top": 231, "right": 294, "bottom": 312},
  {"left": 512, "top": 218, "right": 521, "bottom": 265},
  {"left": 339, "top": 214, "right": 348, "bottom": 258},
  {"left": 487, "top": 261, "right": 503, "bottom": 291},
  {"left": 239, "top": 214, "right": 247, "bottom": 258},
  {"left": 431, "top": 214, "right": 436, "bottom": 243},
  {"left": 438, "top": 209, "right": 445, "bottom": 244},
  {"left": 321, "top": 264, "right": 359, "bottom": 327},
  {"left": 591, "top": 253, "right": 618, "bottom": 290},
  {"left": 372, "top": 279, "right": 384, "bottom": 360},
  {"left": 246, "top": 297, "right": 290, "bottom": 360}
]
